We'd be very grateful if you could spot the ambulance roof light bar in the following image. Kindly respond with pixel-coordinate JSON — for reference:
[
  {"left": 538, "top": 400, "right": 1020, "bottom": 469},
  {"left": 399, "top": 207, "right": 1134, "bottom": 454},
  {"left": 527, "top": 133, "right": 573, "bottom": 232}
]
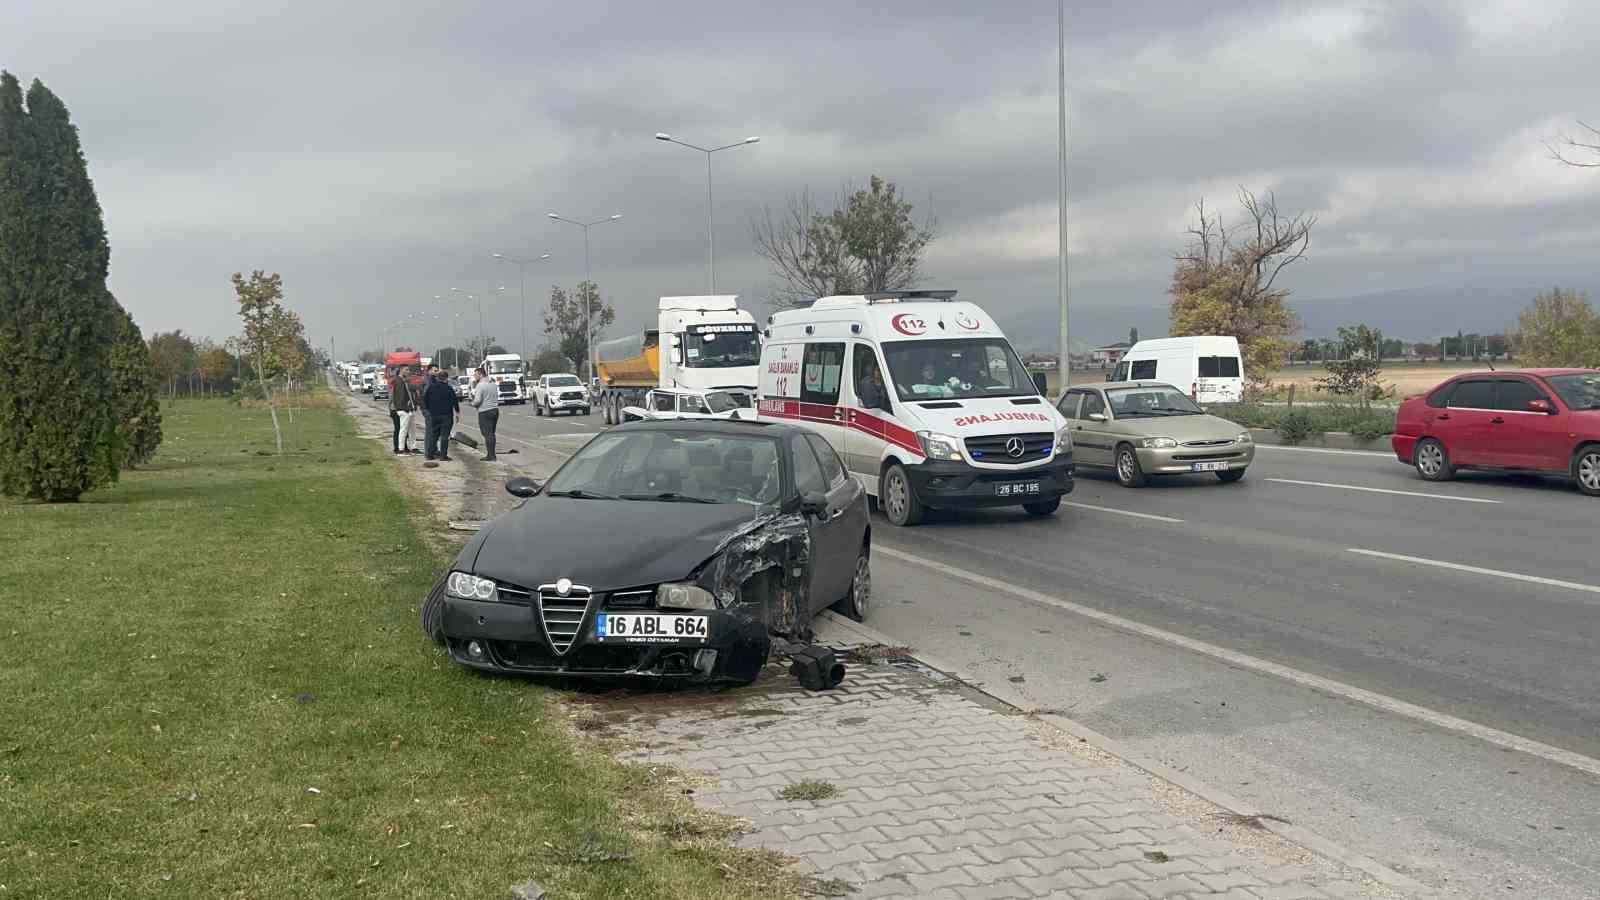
[{"left": 862, "top": 290, "right": 958, "bottom": 304}]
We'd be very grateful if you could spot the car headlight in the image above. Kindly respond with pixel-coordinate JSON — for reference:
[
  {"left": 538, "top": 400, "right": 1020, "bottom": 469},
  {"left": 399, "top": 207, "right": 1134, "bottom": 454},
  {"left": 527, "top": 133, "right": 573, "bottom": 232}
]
[
  {"left": 656, "top": 582, "right": 718, "bottom": 611},
  {"left": 1054, "top": 427, "right": 1073, "bottom": 454},
  {"left": 1139, "top": 437, "right": 1179, "bottom": 449},
  {"left": 917, "top": 431, "right": 963, "bottom": 461},
  {"left": 1236, "top": 432, "right": 1252, "bottom": 444},
  {"left": 446, "top": 571, "right": 498, "bottom": 601}
]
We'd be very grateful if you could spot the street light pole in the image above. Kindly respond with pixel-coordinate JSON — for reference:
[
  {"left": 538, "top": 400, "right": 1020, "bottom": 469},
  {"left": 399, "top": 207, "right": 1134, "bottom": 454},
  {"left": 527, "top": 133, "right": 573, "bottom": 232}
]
[
  {"left": 1056, "top": 0, "right": 1071, "bottom": 396},
  {"left": 451, "top": 286, "right": 506, "bottom": 368},
  {"left": 654, "top": 133, "right": 760, "bottom": 293},
  {"left": 493, "top": 252, "right": 552, "bottom": 359},
  {"left": 547, "top": 212, "right": 622, "bottom": 384}
]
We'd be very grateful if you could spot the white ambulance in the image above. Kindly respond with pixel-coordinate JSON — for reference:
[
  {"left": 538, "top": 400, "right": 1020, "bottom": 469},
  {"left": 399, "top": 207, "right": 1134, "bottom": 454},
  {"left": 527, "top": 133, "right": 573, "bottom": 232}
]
[{"left": 757, "top": 290, "right": 1075, "bottom": 526}]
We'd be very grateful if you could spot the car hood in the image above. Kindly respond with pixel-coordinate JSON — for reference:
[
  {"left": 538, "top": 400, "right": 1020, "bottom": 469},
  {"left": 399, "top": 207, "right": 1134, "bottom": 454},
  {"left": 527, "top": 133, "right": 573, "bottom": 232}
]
[
  {"left": 465, "top": 495, "right": 769, "bottom": 592},
  {"left": 908, "top": 400, "right": 1063, "bottom": 436},
  {"left": 1106, "top": 413, "right": 1244, "bottom": 441}
]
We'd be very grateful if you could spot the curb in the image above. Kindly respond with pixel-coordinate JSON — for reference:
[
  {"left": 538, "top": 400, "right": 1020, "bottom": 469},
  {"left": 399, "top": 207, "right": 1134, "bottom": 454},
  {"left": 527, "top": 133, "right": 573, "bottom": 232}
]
[
  {"left": 816, "top": 609, "right": 1440, "bottom": 898},
  {"left": 1247, "top": 427, "right": 1394, "bottom": 452}
]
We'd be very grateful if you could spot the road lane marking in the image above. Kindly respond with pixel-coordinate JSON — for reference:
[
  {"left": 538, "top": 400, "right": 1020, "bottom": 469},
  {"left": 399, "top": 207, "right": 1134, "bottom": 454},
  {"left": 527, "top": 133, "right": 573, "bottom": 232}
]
[
  {"left": 1265, "top": 478, "right": 1500, "bottom": 504},
  {"left": 877, "top": 544, "right": 1600, "bottom": 778},
  {"left": 1254, "top": 445, "right": 1393, "bottom": 458},
  {"left": 1062, "top": 502, "right": 1184, "bottom": 524},
  {"left": 1347, "top": 548, "right": 1600, "bottom": 596}
]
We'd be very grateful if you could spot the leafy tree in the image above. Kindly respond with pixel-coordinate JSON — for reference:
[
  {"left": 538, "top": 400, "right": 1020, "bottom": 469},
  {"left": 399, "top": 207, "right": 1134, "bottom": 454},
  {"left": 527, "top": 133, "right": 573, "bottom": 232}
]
[
  {"left": 528, "top": 347, "right": 571, "bottom": 376},
  {"left": 196, "top": 341, "right": 235, "bottom": 396},
  {"left": 0, "top": 73, "right": 121, "bottom": 501},
  {"left": 1315, "top": 325, "right": 1383, "bottom": 397},
  {"left": 232, "top": 270, "right": 288, "bottom": 452},
  {"left": 1513, "top": 288, "right": 1600, "bottom": 368},
  {"left": 147, "top": 329, "right": 197, "bottom": 397},
  {"left": 1169, "top": 189, "right": 1313, "bottom": 388},
  {"left": 752, "top": 175, "right": 936, "bottom": 309},
  {"left": 108, "top": 303, "right": 161, "bottom": 468},
  {"left": 543, "top": 281, "right": 616, "bottom": 374}
]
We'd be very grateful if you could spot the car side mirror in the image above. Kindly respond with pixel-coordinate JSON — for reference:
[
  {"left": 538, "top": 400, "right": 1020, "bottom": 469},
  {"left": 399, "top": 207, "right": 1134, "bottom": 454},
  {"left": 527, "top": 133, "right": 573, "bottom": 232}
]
[
  {"left": 1088, "top": 412, "right": 1107, "bottom": 422},
  {"left": 1528, "top": 399, "right": 1553, "bottom": 414},
  {"left": 800, "top": 492, "right": 829, "bottom": 519},
  {"left": 505, "top": 477, "right": 541, "bottom": 498}
]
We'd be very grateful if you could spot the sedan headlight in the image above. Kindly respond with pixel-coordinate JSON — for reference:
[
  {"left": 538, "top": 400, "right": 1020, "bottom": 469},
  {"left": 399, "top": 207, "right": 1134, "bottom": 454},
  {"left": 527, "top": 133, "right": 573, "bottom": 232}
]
[
  {"left": 917, "top": 431, "right": 963, "bottom": 461},
  {"left": 1236, "top": 432, "right": 1252, "bottom": 444},
  {"left": 656, "top": 582, "right": 718, "bottom": 611},
  {"left": 446, "top": 571, "right": 498, "bottom": 601},
  {"left": 1054, "top": 427, "right": 1073, "bottom": 454},
  {"left": 1139, "top": 437, "right": 1179, "bottom": 449}
]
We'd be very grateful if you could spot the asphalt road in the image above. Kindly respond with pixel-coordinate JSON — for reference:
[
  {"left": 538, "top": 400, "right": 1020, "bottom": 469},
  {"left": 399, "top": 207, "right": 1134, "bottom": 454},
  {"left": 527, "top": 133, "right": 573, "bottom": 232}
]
[{"left": 447, "top": 396, "right": 1600, "bottom": 899}]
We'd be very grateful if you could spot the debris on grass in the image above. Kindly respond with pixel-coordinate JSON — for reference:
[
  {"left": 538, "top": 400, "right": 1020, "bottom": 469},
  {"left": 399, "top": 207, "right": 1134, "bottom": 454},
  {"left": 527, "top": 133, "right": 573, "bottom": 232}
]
[
  {"left": 448, "top": 521, "right": 483, "bottom": 532},
  {"left": 779, "top": 781, "right": 838, "bottom": 802},
  {"left": 571, "top": 832, "right": 632, "bottom": 864},
  {"left": 1089, "top": 672, "right": 1108, "bottom": 683},
  {"left": 509, "top": 880, "right": 547, "bottom": 900}
]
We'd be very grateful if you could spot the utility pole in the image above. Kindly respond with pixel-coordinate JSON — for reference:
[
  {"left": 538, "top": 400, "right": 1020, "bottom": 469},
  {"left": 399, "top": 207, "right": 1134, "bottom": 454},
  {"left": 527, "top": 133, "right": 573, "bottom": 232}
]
[{"left": 1056, "top": 0, "right": 1071, "bottom": 398}]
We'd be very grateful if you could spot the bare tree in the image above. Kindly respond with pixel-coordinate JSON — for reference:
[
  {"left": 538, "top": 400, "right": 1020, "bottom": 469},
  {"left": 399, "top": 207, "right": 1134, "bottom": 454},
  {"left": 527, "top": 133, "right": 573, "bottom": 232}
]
[{"left": 1548, "top": 121, "right": 1600, "bottom": 168}]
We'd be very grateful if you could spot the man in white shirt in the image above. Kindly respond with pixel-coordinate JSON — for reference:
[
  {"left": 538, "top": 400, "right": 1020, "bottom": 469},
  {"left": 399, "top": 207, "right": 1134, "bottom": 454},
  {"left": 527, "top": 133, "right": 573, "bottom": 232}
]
[{"left": 468, "top": 366, "right": 500, "bottom": 461}]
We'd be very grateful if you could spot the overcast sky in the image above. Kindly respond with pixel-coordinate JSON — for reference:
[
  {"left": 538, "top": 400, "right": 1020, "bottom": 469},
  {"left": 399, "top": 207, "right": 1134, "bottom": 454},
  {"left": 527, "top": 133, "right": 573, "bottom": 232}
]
[{"left": 8, "top": 0, "right": 1600, "bottom": 355}]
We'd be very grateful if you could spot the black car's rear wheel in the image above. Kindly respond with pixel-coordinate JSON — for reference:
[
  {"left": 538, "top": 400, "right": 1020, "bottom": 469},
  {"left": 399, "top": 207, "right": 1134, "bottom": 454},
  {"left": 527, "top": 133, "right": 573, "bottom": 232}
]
[{"left": 420, "top": 576, "right": 447, "bottom": 645}]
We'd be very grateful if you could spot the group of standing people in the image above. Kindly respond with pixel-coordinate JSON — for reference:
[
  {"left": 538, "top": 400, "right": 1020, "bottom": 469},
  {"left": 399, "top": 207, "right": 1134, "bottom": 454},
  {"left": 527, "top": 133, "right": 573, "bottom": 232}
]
[{"left": 386, "top": 364, "right": 500, "bottom": 462}]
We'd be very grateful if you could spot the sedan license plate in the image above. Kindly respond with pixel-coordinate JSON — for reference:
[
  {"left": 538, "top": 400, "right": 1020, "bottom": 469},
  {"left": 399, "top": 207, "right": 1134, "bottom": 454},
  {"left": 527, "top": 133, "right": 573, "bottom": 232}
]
[
  {"left": 1191, "top": 461, "right": 1228, "bottom": 472},
  {"left": 596, "top": 613, "right": 708, "bottom": 644},
  {"left": 995, "top": 481, "right": 1041, "bottom": 497}
]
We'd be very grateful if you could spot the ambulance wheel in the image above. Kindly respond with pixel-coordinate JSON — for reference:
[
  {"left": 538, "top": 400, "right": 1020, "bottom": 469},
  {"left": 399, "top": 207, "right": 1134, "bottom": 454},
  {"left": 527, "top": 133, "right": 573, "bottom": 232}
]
[{"left": 880, "top": 464, "right": 925, "bottom": 526}]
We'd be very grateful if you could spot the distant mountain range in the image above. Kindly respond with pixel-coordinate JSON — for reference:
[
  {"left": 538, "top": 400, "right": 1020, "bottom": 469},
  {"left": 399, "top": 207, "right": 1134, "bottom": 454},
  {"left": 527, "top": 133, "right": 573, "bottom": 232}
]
[{"left": 1004, "top": 279, "right": 1599, "bottom": 355}]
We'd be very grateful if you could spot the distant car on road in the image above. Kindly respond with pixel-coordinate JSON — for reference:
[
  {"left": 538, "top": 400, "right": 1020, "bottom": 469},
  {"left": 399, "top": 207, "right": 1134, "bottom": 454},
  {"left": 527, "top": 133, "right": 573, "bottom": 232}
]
[
  {"left": 1393, "top": 369, "right": 1600, "bottom": 495},
  {"left": 533, "top": 373, "right": 591, "bottom": 417},
  {"left": 1056, "top": 382, "right": 1254, "bottom": 487},
  {"left": 420, "top": 419, "right": 871, "bottom": 684},
  {"left": 372, "top": 376, "right": 390, "bottom": 401},
  {"left": 454, "top": 374, "right": 472, "bottom": 400}
]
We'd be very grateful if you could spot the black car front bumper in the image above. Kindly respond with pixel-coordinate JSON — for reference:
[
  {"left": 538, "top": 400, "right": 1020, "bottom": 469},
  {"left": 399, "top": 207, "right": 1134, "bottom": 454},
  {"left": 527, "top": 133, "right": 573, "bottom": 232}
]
[
  {"left": 905, "top": 455, "right": 1075, "bottom": 510},
  {"left": 441, "top": 595, "right": 769, "bottom": 682}
]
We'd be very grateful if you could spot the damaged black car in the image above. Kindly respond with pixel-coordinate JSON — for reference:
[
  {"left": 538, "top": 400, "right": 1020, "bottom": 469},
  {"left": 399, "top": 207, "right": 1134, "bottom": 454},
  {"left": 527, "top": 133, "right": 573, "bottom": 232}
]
[{"left": 420, "top": 420, "right": 871, "bottom": 684}]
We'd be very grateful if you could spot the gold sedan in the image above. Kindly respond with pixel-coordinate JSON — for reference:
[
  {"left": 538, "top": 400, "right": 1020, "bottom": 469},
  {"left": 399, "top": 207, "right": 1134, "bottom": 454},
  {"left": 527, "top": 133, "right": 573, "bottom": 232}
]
[{"left": 1056, "top": 382, "right": 1254, "bottom": 487}]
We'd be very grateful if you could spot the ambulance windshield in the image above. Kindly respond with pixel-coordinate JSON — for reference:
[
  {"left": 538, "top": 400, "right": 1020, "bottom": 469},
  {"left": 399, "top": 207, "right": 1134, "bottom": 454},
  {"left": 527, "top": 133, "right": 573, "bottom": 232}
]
[{"left": 882, "top": 339, "right": 1037, "bottom": 401}]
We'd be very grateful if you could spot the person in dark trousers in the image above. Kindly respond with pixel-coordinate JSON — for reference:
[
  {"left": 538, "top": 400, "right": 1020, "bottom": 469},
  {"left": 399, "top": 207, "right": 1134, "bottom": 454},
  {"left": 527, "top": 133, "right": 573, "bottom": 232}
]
[
  {"left": 468, "top": 366, "right": 500, "bottom": 461},
  {"left": 385, "top": 370, "right": 402, "bottom": 454},
  {"left": 421, "top": 367, "right": 460, "bottom": 460}
]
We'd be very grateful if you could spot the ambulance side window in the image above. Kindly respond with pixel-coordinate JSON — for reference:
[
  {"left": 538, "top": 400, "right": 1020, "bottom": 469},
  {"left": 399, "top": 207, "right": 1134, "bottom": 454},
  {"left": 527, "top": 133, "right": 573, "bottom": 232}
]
[
  {"left": 852, "top": 344, "right": 890, "bottom": 412},
  {"left": 801, "top": 343, "right": 845, "bottom": 405}
]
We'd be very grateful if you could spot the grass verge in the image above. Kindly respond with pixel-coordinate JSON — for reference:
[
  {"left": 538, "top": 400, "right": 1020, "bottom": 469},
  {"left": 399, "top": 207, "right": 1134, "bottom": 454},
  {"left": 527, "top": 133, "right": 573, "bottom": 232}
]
[
  {"left": 1207, "top": 402, "right": 1398, "bottom": 441},
  {"left": 0, "top": 396, "right": 809, "bottom": 899}
]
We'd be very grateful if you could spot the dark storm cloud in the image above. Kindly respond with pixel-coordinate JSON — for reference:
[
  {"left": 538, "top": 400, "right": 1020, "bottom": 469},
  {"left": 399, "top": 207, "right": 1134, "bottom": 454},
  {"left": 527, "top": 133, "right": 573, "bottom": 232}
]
[{"left": 6, "top": 0, "right": 1600, "bottom": 355}]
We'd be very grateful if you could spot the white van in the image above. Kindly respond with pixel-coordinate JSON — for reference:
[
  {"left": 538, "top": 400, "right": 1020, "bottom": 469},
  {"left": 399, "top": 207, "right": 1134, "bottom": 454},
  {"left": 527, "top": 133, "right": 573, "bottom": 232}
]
[
  {"left": 1109, "top": 336, "right": 1244, "bottom": 404},
  {"left": 757, "top": 291, "right": 1074, "bottom": 526}
]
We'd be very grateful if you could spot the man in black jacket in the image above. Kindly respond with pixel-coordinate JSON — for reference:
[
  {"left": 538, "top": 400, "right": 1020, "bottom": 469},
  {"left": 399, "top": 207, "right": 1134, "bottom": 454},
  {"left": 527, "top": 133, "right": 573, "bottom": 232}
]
[{"left": 421, "top": 368, "right": 460, "bottom": 461}]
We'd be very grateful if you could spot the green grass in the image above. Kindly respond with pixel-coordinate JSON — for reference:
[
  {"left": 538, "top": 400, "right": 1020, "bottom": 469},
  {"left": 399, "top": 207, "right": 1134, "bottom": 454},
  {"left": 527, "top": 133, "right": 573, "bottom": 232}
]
[{"left": 0, "top": 396, "right": 809, "bottom": 899}]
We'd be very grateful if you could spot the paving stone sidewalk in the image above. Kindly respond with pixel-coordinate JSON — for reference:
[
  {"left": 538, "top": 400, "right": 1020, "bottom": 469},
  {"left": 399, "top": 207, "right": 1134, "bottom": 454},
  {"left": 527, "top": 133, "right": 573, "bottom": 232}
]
[{"left": 594, "top": 655, "right": 1397, "bottom": 900}]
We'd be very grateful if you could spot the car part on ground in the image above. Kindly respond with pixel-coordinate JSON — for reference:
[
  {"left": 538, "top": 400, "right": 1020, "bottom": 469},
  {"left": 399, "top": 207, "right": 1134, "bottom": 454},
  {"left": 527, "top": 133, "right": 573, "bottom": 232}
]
[{"left": 787, "top": 645, "right": 846, "bottom": 690}]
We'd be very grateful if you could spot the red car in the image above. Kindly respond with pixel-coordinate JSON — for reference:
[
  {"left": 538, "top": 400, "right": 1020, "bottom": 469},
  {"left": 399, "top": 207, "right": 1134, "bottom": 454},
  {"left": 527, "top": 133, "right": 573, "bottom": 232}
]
[{"left": 1393, "top": 369, "right": 1600, "bottom": 495}]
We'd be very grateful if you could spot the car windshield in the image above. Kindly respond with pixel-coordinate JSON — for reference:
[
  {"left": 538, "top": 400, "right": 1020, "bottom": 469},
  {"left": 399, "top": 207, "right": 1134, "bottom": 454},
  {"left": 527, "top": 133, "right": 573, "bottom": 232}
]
[
  {"left": 882, "top": 338, "right": 1035, "bottom": 401},
  {"left": 544, "top": 430, "right": 782, "bottom": 506},
  {"left": 1548, "top": 373, "right": 1600, "bottom": 410},
  {"left": 682, "top": 327, "right": 760, "bottom": 369},
  {"left": 1107, "top": 386, "right": 1203, "bottom": 418},
  {"left": 486, "top": 360, "right": 522, "bottom": 374},
  {"left": 704, "top": 391, "right": 737, "bottom": 413},
  {"left": 546, "top": 375, "right": 581, "bottom": 387}
]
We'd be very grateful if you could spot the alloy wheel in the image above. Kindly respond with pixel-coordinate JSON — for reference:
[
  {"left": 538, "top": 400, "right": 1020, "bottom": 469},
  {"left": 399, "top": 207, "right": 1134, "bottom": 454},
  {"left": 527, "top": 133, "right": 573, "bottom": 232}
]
[
  {"left": 1418, "top": 442, "right": 1443, "bottom": 477},
  {"left": 1117, "top": 450, "right": 1135, "bottom": 483},
  {"left": 850, "top": 554, "right": 870, "bottom": 619},
  {"left": 1580, "top": 451, "right": 1600, "bottom": 493},
  {"left": 884, "top": 471, "right": 907, "bottom": 522}
]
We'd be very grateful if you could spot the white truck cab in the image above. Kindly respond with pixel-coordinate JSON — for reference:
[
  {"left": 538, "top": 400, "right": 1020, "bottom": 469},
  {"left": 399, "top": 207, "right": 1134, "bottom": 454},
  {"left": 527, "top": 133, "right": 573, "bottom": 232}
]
[
  {"left": 482, "top": 353, "right": 529, "bottom": 404},
  {"left": 757, "top": 290, "right": 1074, "bottom": 526}
]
